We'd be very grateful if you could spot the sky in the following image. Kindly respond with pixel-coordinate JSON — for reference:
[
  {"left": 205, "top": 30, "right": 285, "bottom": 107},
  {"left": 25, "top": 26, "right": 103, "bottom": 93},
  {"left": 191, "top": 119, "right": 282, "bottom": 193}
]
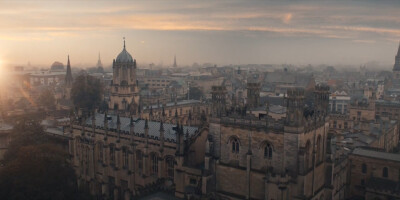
[{"left": 0, "top": 0, "right": 400, "bottom": 69}]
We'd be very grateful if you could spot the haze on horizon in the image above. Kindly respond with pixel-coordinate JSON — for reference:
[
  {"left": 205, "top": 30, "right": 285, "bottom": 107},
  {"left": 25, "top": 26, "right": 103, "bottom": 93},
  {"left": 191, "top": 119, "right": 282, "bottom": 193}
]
[{"left": 0, "top": 0, "right": 400, "bottom": 69}]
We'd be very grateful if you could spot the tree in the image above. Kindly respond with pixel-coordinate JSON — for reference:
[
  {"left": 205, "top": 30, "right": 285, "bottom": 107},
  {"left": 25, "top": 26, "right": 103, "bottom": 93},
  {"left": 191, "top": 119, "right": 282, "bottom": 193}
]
[
  {"left": 71, "top": 75, "right": 104, "bottom": 111},
  {"left": 37, "top": 88, "right": 55, "bottom": 109},
  {"left": 0, "top": 121, "right": 93, "bottom": 200},
  {"left": 189, "top": 87, "right": 204, "bottom": 100}
]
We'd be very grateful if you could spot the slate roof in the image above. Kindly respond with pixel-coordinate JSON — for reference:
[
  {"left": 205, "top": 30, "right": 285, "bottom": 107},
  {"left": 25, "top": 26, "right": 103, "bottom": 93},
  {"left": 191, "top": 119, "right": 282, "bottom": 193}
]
[
  {"left": 352, "top": 148, "right": 400, "bottom": 162},
  {"left": 84, "top": 113, "right": 198, "bottom": 142},
  {"left": 144, "top": 100, "right": 201, "bottom": 110}
]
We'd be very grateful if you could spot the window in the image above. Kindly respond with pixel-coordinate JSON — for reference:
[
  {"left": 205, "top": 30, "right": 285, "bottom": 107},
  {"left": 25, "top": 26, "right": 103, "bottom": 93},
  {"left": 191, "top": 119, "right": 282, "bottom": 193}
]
[
  {"left": 383, "top": 167, "right": 388, "bottom": 178},
  {"left": 316, "top": 136, "right": 321, "bottom": 163},
  {"left": 231, "top": 138, "right": 239, "bottom": 154},
  {"left": 151, "top": 153, "right": 158, "bottom": 175},
  {"left": 98, "top": 143, "right": 103, "bottom": 163},
  {"left": 264, "top": 143, "right": 273, "bottom": 159},
  {"left": 361, "top": 179, "right": 365, "bottom": 186},
  {"left": 344, "top": 122, "right": 348, "bottom": 129},
  {"left": 166, "top": 157, "right": 174, "bottom": 178},
  {"left": 122, "top": 148, "right": 129, "bottom": 169},
  {"left": 362, "top": 163, "right": 367, "bottom": 174},
  {"left": 110, "top": 145, "right": 115, "bottom": 166},
  {"left": 305, "top": 141, "right": 311, "bottom": 170},
  {"left": 136, "top": 150, "right": 143, "bottom": 173}
]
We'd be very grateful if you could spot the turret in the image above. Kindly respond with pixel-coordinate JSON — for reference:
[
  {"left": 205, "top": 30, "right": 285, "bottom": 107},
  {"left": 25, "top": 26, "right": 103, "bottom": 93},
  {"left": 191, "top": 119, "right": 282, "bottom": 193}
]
[
  {"left": 285, "top": 87, "right": 305, "bottom": 127},
  {"left": 144, "top": 119, "right": 149, "bottom": 147},
  {"left": 130, "top": 116, "right": 135, "bottom": 145},
  {"left": 159, "top": 120, "right": 164, "bottom": 152},
  {"left": 91, "top": 111, "right": 96, "bottom": 138},
  {"left": 116, "top": 114, "right": 121, "bottom": 142},
  {"left": 103, "top": 112, "right": 108, "bottom": 141}
]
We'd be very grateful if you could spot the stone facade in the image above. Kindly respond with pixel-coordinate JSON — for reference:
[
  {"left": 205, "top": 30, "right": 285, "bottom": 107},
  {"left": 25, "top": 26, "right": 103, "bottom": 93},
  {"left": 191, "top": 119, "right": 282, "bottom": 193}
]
[{"left": 70, "top": 113, "right": 208, "bottom": 199}]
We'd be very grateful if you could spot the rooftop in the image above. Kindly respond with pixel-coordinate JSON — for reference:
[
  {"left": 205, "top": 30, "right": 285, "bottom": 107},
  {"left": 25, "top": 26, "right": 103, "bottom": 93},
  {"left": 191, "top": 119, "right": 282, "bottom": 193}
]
[
  {"left": 84, "top": 113, "right": 199, "bottom": 142},
  {"left": 352, "top": 148, "right": 400, "bottom": 162}
]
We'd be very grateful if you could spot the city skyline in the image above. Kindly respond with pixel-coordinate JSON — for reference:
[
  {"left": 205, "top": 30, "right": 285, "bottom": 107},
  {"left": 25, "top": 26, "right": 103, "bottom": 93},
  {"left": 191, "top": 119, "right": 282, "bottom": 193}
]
[{"left": 0, "top": 0, "right": 400, "bottom": 68}]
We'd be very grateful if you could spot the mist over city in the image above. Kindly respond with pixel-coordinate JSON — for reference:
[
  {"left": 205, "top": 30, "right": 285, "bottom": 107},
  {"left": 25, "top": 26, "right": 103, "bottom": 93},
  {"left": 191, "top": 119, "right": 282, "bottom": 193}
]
[{"left": 0, "top": 1, "right": 400, "bottom": 200}]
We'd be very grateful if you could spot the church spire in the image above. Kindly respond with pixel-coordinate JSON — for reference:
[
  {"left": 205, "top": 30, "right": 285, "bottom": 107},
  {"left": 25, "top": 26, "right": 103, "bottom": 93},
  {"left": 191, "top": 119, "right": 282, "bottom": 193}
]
[
  {"left": 173, "top": 54, "right": 177, "bottom": 68},
  {"left": 65, "top": 55, "right": 73, "bottom": 87},
  {"left": 97, "top": 52, "right": 103, "bottom": 68},
  {"left": 394, "top": 41, "right": 400, "bottom": 72}
]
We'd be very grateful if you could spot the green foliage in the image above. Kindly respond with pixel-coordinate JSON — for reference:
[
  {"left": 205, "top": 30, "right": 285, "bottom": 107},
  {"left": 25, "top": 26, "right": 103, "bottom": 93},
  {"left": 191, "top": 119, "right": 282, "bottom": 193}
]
[
  {"left": 0, "top": 121, "right": 94, "bottom": 200},
  {"left": 71, "top": 75, "right": 104, "bottom": 111},
  {"left": 189, "top": 86, "right": 204, "bottom": 100}
]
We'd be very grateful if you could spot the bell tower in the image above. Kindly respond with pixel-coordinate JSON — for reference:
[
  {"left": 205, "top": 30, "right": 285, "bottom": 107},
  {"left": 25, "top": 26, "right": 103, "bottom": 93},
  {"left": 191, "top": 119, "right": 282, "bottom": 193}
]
[{"left": 109, "top": 38, "right": 140, "bottom": 115}]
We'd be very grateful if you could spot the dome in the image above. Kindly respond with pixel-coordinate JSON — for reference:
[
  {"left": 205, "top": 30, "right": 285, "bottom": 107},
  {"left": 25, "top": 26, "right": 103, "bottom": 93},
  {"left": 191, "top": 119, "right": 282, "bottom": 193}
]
[
  {"left": 116, "top": 39, "right": 133, "bottom": 63},
  {"left": 50, "top": 61, "right": 64, "bottom": 71}
]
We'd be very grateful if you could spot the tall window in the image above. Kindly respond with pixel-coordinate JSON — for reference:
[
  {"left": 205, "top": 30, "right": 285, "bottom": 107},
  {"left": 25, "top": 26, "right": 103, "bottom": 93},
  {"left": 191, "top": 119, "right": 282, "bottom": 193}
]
[
  {"left": 305, "top": 141, "right": 311, "bottom": 170},
  {"left": 362, "top": 163, "right": 367, "bottom": 174},
  {"left": 264, "top": 143, "right": 273, "bottom": 159},
  {"left": 136, "top": 150, "right": 143, "bottom": 173},
  {"left": 122, "top": 147, "right": 129, "bottom": 169},
  {"left": 98, "top": 143, "right": 103, "bottom": 163},
  {"left": 316, "top": 136, "right": 321, "bottom": 163},
  {"left": 231, "top": 138, "right": 239, "bottom": 154},
  {"left": 383, "top": 167, "right": 388, "bottom": 178},
  {"left": 110, "top": 145, "right": 115, "bottom": 166},
  {"left": 166, "top": 157, "right": 174, "bottom": 178},
  {"left": 151, "top": 153, "right": 158, "bottom": 175}
]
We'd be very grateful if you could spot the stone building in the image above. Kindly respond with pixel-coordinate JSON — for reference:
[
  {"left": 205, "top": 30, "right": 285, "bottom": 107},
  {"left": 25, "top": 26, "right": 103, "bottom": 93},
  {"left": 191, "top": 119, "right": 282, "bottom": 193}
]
[
  {"left": 70, "top": 113, "right": 209, "bottom": 199},
  {"left": 349, "top": 148, "right": 400, "bottom": 199},
  {"left": 205, "top": 85, "right": 331, "bottom": 199},
  {"left": 109, "top": 39, "right": 140, "bottom": 115}
]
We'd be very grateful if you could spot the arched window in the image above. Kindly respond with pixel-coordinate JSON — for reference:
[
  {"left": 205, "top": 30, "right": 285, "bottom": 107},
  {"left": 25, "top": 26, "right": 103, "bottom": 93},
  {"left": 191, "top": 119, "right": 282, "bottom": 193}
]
[
  {"left": 383, "top": 167, "right": 388, "bottom": 178},
  {"left": 264, "top": 143, "right": 273, "bottom": 159},
  {"left": 151, "top": 153, "right": 158, "bottom": 175},
  {"left": 362, "top": 163, "right": 367, "bottom": 174},
  {"left": 316, "top": 135, "right": 321, "bottom": 163},
  {"left": 122, "top": 147, "right": 129, "bottom": 169},
  {"left": 136, "top": 150, "right": 143, "bottom": 173},
  {"left": 98, "top": 143, "right": 104, "bottom": 163},
  {"left": 305, "top": 140, "right": 311, "bottom": 170},
  {"left": 231, "top": 138, "right": 239, "bottom": 154},
  {"left": 109, "top": 145, "right": 115, "bottom": 166},
  {"left": 166, "top": 156, "right": 175, "bottom": 178}
]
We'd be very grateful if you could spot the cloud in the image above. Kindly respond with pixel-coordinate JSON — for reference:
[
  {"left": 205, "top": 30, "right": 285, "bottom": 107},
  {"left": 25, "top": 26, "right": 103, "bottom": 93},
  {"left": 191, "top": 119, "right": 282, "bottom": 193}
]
[{"left": 282, "top": 13, "right": 292, "bottom": 24}]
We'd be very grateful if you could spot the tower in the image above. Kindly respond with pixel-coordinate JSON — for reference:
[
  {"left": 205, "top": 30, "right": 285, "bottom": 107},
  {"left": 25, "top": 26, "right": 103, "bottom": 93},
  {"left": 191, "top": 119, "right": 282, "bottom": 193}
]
[
  {"left": 393, "top": 42, "right": 400, "bottom": 79},
  {"left": 211, "top": 86, "right": 227, "bottom": 117},
  {"left": 285, "top": 87, "right": 305, "bottom": 128},
  {"left": 109, "top": 38, "right": 140, "bottom": 115},
  {"left": 65, "top": 55, "right": 73, "bottom": 87},
  {"left": 64, "top": 55, "right": 73, "bottom": 99},
  {"left": 97, "top": 52, "right": 103, "bottom": 68},
  {"left": 246, "top": 82, "right": 260, "bottom": 109},
  {"left": 173, "top": 55, "right": 177, "bottom": 68},
  {"left": 97, "top": 52, "right": 104, "bottom": 73}
]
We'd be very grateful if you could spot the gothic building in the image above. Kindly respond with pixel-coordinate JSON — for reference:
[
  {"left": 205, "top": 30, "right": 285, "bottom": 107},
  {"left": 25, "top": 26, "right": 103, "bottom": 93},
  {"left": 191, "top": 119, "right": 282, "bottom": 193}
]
[
  {"left": 206, "top": 85, "right": 331, "bottom": 199},
  {"left": 70, "top": 83, "right": 332, "bottom": 199},
  {"left": 109, "top": 39, "right": 140, "bottom": 115}
]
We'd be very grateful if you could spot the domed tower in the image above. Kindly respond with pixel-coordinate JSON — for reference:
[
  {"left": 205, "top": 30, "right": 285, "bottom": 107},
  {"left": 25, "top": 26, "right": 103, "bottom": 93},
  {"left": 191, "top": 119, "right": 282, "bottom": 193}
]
[{"left": 109, "top": 38, "right": 140, "bottom": 115}]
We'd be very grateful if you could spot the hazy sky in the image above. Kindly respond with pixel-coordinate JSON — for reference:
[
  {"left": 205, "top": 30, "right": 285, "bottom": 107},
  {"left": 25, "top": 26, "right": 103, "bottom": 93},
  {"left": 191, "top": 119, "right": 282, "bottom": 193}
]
[{"left": 0, "top": 0, "right": 400, "bottom": 69}]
